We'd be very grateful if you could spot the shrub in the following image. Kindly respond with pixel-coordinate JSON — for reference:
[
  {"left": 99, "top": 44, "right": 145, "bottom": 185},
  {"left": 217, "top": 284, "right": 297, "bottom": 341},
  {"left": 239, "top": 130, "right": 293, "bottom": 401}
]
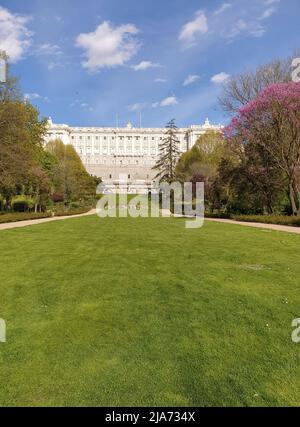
[
  {"left": 0, "top": 212, "right": 52, "bottom": 224},
  {"left": 205, "top": 212, "right": 232, "bottom": 219},
  {"left": 12, "top": 196, "right": 35, "bottom": 212},
  {"left": 232, "top": 214, "right": 300, "bottom": 227},
  {"left": 54, "top": 207, "right": 91, "bottom": 217},
  {"left": 52, "top": 193, "right": 64, "bottom": 203}
]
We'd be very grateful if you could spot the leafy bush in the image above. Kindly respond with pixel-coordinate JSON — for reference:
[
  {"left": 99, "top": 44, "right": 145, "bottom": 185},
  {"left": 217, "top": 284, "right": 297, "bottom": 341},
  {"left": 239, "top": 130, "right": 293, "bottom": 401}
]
[
  {"left": 204, "top": 212, "right": 300, "bottom": 227},
  {"left": 205, "top": 212, "right": 232, "bottom": 219},
  {"left": 12, "top": 196, "right": 35, "bottom": 212},
  {"left": 52, "top": 193, "right": 64, "bottom": 203}
]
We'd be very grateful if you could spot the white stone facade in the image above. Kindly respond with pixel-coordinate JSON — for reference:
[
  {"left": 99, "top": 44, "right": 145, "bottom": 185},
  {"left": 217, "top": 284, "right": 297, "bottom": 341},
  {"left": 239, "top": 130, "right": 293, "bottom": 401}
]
[{"left": 45, "top": 118, "right": 223, "bottom": 187}]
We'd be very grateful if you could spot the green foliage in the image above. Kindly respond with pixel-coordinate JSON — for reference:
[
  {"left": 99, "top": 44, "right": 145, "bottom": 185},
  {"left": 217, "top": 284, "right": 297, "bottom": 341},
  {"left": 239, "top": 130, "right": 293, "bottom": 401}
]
[
  {"left": 46, "top": 139, "right": 96, "bottom": 205},
  {"left": 0, "top": 211, "right": 51, "bottom": 223},
  {"left": 0, "top": 61, "right": 96, "bottom": 215},
  {"left": 175, "top": 131, "right": 225, "bottom": 210},
  {"left": 176, "top": 131, "right": 225, "bottom": 180},
  {"left": 0, "top": 51, "right": 21, "bottom": 101},
  {"left": 204, "top": 212, "right": 300, "bottom": 227},
  {"left": 54, "top": 207, "right": 91, "bottom": 217},
  {"left": 232, "top": 214, "right": 300, "bottom": 227},
  {"left": 11, "top": 195, "right": 35, "bottom": 212},
  {"left": 152, "top": 119, "right": 180, "bottom": 182}
]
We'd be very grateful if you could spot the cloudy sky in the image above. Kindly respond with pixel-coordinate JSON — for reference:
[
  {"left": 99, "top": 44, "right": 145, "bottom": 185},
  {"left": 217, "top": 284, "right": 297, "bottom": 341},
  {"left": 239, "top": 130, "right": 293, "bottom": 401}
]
[{"left": 0, "top": 0, "right": 298, "bottom": 127}]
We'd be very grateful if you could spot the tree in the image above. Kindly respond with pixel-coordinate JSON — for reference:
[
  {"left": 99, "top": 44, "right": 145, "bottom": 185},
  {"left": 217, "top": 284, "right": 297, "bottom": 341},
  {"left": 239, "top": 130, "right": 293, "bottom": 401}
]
[
  {"left": 0, "top": 51, "right": 21, "bottom": 101},
  {"left": 0, "top": 100, "right": 47, "bottom": 209},
  {"left": 224, "top": 81, "right": 300, "bottom": 215},
  {"left": 152, "top": 119, "right": 180, "bottom": 182},
  {"left": 219, "top": 53, "right": 296, "bottom": 115},
  {"left": 46, "top": 139, "right": 96, "bottom": 204},
  {"left": 175, "top": 131, "right": 225, "bottom": 208}
]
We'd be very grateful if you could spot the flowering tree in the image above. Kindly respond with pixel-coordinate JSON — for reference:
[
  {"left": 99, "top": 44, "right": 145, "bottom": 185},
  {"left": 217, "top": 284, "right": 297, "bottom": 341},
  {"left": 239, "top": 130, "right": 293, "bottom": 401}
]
[{"left": 224, "top": 82, "right": 300, "bottom": 216}]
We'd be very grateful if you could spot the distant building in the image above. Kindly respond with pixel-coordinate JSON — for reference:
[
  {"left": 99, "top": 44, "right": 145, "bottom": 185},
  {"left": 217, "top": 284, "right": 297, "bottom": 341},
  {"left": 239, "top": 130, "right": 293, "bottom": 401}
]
[{"left": 45, "top": 118, "right": 223, "bottom": 193}]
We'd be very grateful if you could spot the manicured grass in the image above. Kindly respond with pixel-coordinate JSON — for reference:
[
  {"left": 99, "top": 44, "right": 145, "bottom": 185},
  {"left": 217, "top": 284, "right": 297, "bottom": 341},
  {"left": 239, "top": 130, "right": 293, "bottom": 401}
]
[{"left": 0, "top": 215, "right": 299, "bottom": 406}]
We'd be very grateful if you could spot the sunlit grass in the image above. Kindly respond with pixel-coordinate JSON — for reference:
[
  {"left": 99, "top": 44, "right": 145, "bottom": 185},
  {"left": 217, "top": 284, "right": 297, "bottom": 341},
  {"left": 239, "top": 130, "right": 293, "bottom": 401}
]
[{"left": 0, "top": 215, "right": 299, "bottom": 406}]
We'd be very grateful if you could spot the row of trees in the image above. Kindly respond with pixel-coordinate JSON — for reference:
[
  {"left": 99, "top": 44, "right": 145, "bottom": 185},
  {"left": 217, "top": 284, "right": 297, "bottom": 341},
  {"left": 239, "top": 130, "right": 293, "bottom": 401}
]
[
  {"left": 154, "top": 52, "right": 300, "bottom": 216},
  {"left": 0, "top": 51, "right": 97, "bottom": 213}
]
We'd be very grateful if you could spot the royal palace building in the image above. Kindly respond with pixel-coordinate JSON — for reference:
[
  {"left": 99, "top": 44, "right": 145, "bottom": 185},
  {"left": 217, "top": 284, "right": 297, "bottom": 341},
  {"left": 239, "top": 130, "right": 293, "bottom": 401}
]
[{"left": 45, "top": 117, "right": 223, "bottom": 192}]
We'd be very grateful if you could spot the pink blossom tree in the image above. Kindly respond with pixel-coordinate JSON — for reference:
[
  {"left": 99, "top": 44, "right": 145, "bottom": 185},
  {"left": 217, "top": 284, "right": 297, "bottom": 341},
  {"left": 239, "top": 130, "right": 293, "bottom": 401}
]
[{"left": 224, "top": 82, "right": 300, "bottom": 215}]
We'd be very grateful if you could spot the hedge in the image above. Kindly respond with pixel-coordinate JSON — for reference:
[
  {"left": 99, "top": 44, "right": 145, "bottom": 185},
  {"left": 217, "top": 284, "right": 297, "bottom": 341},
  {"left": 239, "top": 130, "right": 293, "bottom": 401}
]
[
  {"left": 232, "top": 214, "right": 300, "bottom": 227},
  {"left": 205, "top": 212, "right": 232, "bottom": 219},
  {"left": 0, "top": 212, "right": 52, "bottom": 224},
  {"left": 54, "top": 207, "right": 92, "bottom": 217},
  {"left": 0, "top": 208, "right": 93, "bottom": 224},
  {"left": 204, "top": 212, "right": 300, "bottom": 227}
]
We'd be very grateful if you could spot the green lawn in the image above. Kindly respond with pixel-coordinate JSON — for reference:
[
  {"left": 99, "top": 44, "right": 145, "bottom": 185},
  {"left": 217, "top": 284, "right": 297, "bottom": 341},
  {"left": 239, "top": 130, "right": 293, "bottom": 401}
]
[{"left": 0, "top": 215, "right": 299, "bottom": 407}]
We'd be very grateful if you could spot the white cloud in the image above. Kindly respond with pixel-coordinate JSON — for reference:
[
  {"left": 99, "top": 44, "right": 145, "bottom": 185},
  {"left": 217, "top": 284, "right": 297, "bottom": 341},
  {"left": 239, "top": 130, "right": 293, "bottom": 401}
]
[
  {"left": 159, "top": 96, "right": 178, "bottom": 107},
  {"left": 0, "top": 6, "right": 32, "bottom": 62},
  {"left": 183, "top": 74, "right": 201, "bottom": 86},
  {"left": 128, "top": 103, "right": 146, "bottom": 111},
  {"left": 154, "top": 78, "right": 167, "bottom": 83},
  {"left": 214, "top": 3, "right": 232, "bottom": 15},
  {"left": 264, "top": 0, "right": 280, "bottom": 5},
  {"left": 24, "top": 92, "right": 48, "bottom": 102},
  {"left": 211, "top": 72, "right": 230, "bottom": 84},
  {"left": 75, "top": 21, "right": 140, "bottom": 72},
  {"left": 225, "top": 19, "right": 266, "bottom": 39},
  {"left": 259, "top": 8, "right": 276, "bottom": 19},
  {"left": 131, "top": 60, "right": 161, "bottom": 71},
  {"left": 179, "top": 10, "right": 208, "bottom": 47},
  {"left": 69, "top": 100, "right": 93, "bottom": 111},
  {"left": 34, "top": 43, "right": 62, "bottom": 56},
  {"left": 47, "top": 61, "right": 63, "bottom": 71}
]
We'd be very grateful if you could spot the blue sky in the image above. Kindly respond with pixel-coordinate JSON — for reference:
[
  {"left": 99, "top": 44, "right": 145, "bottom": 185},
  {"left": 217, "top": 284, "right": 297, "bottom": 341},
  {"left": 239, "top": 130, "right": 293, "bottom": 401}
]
[{"left": 0, "top": 0, "right": 299, "bottom": 127}]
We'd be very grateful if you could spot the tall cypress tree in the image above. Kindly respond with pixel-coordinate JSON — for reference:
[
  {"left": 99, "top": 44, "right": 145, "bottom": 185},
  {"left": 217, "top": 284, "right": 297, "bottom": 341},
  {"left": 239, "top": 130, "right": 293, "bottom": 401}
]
[{"left": 152, "top": 119, "right": 180, "bottom": 182}]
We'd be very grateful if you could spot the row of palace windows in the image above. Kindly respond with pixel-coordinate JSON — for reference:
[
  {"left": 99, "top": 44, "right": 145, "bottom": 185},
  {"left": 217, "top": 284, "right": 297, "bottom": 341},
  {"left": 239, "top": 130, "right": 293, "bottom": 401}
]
[
  {"left": 71, "top": 135, "right": 164, "bottom": 141},
  {"left": 108, "top": 174, "right": 150, "bottom": 179},
  {"left": 84, "top": 158, "right": 155, "bottom": 165}
]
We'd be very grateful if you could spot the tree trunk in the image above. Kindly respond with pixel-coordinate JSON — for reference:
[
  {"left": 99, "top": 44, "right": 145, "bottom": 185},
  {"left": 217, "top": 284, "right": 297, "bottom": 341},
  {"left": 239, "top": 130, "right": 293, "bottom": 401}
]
[
  {"left": 289, "top": 180, "right": 299, "bottom": 216},
  {"left": 5, "top": 193, "right": 12, "bottom": 211}
]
